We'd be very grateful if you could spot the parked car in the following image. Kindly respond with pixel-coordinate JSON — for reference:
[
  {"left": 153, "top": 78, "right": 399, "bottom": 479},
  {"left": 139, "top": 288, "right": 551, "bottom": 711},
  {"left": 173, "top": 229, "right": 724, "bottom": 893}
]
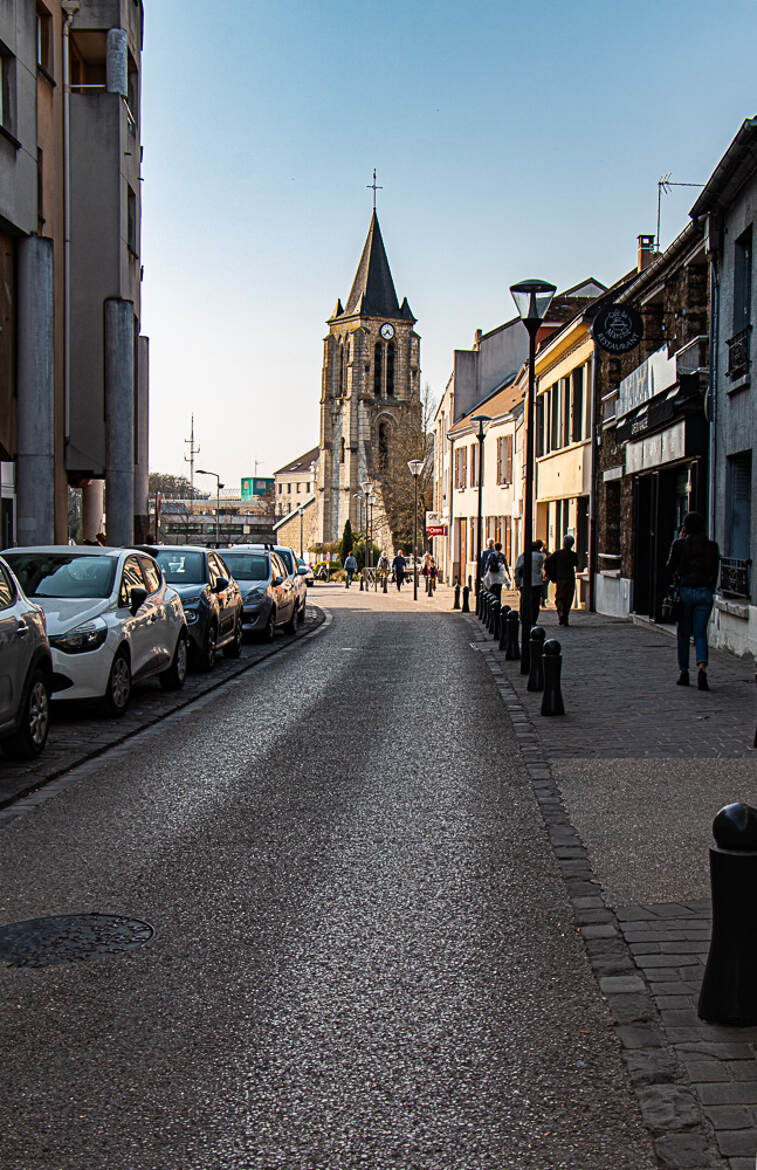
[
  {"left": 222, "top": 548, "right": 298, "bottom": 641},
  {"left": 241, "top": 544, "right": 308, "bottom": 622},
  {"left": 298, "top": 558, "right": 315, "bottom": 587},
  {"left": 138, "top": 546, "right": 243, "bottom": 670},
  {"left": 0, "top": 556, "right": 53, "bottom": 758},
  {"left": 2, "top": 547, "right": 188, "bottom": 716}
]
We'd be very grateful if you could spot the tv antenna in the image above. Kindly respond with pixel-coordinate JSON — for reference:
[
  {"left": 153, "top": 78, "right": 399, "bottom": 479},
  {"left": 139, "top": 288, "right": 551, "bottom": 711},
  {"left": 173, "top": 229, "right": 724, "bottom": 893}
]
[
  {"left": 184, "top": 414, "right": 200, "bottom": 496},
  {"left": 656, "top": 173, "right": 704, "bottom": 250}
]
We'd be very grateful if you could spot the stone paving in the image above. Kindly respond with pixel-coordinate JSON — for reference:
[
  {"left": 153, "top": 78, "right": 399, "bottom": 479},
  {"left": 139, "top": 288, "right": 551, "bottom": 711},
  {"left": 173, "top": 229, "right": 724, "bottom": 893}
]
[
  {"left": 466, "top": 595, "right": 757, "bottom": 1170},
  {"left": 0, "top": 601, "right": 325, "bottom": 813}
]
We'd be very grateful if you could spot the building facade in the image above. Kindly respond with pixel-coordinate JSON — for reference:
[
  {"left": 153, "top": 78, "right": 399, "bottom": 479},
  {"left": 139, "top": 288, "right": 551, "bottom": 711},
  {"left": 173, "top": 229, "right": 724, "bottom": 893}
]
[
  {"left": 316, "top": 211, "right": 421, "bottom": 544},
  {"left": 0, "top": 0, "right": 147, "bottom": 548},
  {"left": 274, "top": 446, "right": 318, "bottom": 520}
]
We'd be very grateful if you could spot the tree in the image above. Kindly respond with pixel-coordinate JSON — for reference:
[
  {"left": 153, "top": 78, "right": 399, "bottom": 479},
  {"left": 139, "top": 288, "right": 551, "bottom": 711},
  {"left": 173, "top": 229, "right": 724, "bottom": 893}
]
[
  {"left": 340, "top": 519, "right": 354, "bottom": 563},
  {"left": 148, "top": 472, "right": 206, "bottom": 500},
  {"left": 375, "top": 383, "right": 436, "bottom": 552}
]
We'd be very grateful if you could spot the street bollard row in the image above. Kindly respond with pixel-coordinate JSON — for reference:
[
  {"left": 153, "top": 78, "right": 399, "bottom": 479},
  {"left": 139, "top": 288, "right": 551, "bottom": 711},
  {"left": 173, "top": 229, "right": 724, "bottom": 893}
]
[{"left": 471, "top": 589, "right": 565, "bottom": 716}]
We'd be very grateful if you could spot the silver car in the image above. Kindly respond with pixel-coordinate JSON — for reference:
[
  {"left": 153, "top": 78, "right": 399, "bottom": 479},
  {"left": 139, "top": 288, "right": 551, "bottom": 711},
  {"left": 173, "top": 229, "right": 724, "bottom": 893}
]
[{"left": 0, "top": 556, "right": 53, "bottom": 759}]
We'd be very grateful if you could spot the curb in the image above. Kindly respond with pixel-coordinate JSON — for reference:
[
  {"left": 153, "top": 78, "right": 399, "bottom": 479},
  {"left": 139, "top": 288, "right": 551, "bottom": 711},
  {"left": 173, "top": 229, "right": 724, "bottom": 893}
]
[
  {"left": 467, "top": 614, "right": 726, "bottom": 1170},
  {"left": 0, "top": 605, "right": 328, "bottom": 822}
]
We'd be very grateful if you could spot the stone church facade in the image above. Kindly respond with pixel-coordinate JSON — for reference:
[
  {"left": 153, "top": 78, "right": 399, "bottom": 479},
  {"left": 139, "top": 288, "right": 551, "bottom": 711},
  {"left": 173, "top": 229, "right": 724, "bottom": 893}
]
[{"left": 315, "top": 211, "right": 421, "bottom": 544}]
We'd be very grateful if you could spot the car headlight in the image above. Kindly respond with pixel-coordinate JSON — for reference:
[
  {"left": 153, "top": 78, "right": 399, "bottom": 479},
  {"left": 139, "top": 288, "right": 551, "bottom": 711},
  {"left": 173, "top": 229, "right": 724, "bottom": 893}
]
[
  {"left": 50, "top": 618, "right": 108, "bottom": 654},
  {"left": 183, "top": 603, "right": 200, "bottom": 624},
  {"left": 245, "top": 587, "right": 266, "bottom": 603}
]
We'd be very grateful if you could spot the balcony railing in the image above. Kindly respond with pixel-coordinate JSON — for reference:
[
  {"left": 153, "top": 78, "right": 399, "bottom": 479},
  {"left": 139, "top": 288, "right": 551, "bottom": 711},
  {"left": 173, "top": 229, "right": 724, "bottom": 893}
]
[
  {"left": 726, "top": 326, "right": 751, "bottom": 380},
  {"left": 720, "top": 557, "right": 751, "bottom": 599}
]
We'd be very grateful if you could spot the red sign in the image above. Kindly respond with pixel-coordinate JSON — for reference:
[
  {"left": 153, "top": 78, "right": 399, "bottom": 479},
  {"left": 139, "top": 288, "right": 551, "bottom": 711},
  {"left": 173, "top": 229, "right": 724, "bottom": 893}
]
[{"left": 427, "top": 525, "right": 447, "bottom": 537}]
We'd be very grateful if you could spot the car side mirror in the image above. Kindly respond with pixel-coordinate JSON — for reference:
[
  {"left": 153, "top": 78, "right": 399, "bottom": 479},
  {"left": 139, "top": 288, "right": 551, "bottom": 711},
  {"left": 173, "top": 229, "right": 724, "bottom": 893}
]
[
  {"left": 297, "top": 566, "right": 308, "bottom": 576},
  {"left": 273, "top": 575, "right": 283, "bottom": 586},
  {"left": 130, "top": 587, "right": 148, "bottom": 616},
  {"left": 213, "top": 577, "right": 229, "bottom": 592}
]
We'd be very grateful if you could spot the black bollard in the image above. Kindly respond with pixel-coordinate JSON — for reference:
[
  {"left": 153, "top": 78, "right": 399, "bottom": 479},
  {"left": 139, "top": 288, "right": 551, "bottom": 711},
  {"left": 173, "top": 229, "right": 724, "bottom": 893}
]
[
  {"left": 699, "top": 803, "right": 757, "bottom": 1025},
  {"left": 505, "top": 609, "right": 521, "bottom": 660},
  {"left": 461, "top": 585, "right": 470, "bottom": 613},
  {"left": 476, "top": 588, "right": 481, "bottom": 618},
  {"left": 541, "top": 639, "right": 565, "bottom": 715},
  {"left": 527, "top": 626, "right": 546, "bottom": 691},
  {"left": 382, "top": 575, "right": 388, "bottom": 594},
  {"left": 359, "top": 576, "right": 364, "bottom": 591},
  {"left": 498, "top": 604, "right": 510, "bottom": 651},
  {"left": 453, "top": 583, "right": 460, "bottom": 610},
  {"left": 490, "top": 600, "right": 501, "bottom": 639}
]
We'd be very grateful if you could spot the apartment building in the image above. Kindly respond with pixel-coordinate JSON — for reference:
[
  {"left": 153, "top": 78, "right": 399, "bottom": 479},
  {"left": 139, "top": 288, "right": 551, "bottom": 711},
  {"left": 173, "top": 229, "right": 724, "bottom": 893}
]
[{"left": 0, "top": 0, "right": 147, "bottom": 547}]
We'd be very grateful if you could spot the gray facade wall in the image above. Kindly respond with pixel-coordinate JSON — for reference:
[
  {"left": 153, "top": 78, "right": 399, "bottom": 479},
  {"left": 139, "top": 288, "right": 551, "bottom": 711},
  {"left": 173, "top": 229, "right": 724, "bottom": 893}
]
[
  {"left": 452, "top": 322, "right": 527, "bottom": 424},
  {"left": 0, "top": 0, "right": 37, "bottom": 235}
]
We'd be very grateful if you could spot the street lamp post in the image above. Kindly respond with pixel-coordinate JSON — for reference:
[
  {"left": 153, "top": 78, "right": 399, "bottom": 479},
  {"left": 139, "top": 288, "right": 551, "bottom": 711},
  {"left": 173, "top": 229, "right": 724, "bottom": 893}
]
[
  {"left": 471, "top": 414, "right": 491, "bottom": 599},
  {"left": 361, "top": 480, "right": 373, "bottom": 574},
  {"left": 509, "top": 279, "right": 556, "bottom": 673},
  {"left": 196, "top": 469, "right": 225, "bottom": 546},
  {"left": 407, "top": 459, "right": 424, "bottom": 601},
  {"left": 299, "top": 504, "right": 304, "bottom": 559}
]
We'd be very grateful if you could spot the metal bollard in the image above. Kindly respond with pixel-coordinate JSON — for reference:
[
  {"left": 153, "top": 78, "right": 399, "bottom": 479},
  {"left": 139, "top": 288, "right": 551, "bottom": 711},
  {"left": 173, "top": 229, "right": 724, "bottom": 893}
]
[
  {"left": 498, "top": 604, "right": 510, "bottom": 651},
  {"left": 699, "top": 803, "right": 757, "bottom": 1025},
  {"left": 490, "top": 600, "right": 501, "bottom": 639},
  {"left": 461, "top": 585, "right": 470, "bottom": 613},
  {"left": 382, "top": 575, "right": 387, "bottom": 593},
  {"left": 541, "top": 639, "right": 565, "bottom": 715},
  {"left": 453, "top": 583, "right": 460, "bottom": 610},
  {"left": 527, "top": 625, "right": 546, "bottom": 692},
  {"left": 505, "top": 609, "right": 521, "bottom": 660},
  {"left": 359, "top": 576, "right": 363, "bottom": 591}
]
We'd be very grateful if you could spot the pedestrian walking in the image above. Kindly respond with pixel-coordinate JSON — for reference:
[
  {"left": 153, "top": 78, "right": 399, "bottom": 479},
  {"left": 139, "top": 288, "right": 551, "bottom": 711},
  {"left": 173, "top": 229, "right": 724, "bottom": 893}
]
[
  {"left": 514, "top": 539, "right": 546, "bottom": 622},
  {"left": 545, "top": 535, "right": 579, "bottom": 626},
  {"left": 483, "top": 542, "right": 510, "bottom": 600},
  {"left": 392, "top": 549, "right": 407, "bottom": 591},
  {"left": 481, "top": 538, "right": 496, "bottom": 578},
  {"left": 344, "top": 551, "right": 358, "bottom": 588},
  {"left": 666, "top": 511, "right": 720, "bottom": 690}
]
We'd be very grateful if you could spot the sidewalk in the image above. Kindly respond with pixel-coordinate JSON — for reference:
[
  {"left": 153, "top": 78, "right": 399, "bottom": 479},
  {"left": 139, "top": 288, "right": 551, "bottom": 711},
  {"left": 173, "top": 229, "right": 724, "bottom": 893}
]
[{"left": 464, "top": 595, "right": 757, "bottom": 1170}]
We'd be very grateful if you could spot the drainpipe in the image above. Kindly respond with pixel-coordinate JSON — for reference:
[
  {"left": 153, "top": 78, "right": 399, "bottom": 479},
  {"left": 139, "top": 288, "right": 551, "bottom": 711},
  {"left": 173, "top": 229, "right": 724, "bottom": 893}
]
[
  {"left": 61, "top": 2, "right": 79, "bottom": 445},
  {"left": 707, "top": 249, "right": 719, "bottom": 542}
]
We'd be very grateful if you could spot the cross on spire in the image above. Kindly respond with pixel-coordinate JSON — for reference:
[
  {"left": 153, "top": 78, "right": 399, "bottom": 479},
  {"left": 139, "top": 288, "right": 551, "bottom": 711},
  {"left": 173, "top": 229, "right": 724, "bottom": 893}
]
[{"left": 366, "top": 167, "right": 383, "bottom": 210}]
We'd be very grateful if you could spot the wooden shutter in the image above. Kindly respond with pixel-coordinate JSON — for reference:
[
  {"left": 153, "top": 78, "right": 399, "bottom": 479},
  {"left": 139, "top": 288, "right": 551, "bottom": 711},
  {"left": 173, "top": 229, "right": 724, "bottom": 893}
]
[{"left": 505, "top": 435, "right": 513, "bottom": 484}]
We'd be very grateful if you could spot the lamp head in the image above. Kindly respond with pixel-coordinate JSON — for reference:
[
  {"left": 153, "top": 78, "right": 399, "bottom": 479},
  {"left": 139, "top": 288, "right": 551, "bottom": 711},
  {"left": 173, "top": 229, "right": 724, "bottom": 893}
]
[
  {"left": 407, "top": 459, "right": 424, "bottom": 478},
  {"left": 509, "top": 279, "right": 557, "bottom": 325},
  {"left": 471, "top": 413, "right": 491, "bottom": 439}
]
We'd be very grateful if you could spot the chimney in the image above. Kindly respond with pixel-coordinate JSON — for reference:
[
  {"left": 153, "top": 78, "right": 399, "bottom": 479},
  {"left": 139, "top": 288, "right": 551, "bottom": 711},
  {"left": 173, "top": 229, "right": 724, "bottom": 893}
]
[
  {"left": 637, "top": 234, "right": 656, "bottom": 272},
  {"left": 473, "top": 328, "right": 482, "bottom": 351}
]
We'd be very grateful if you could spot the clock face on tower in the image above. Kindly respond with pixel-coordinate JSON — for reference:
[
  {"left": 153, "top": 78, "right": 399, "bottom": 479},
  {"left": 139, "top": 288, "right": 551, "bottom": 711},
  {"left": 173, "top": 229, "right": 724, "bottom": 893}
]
[{"left": 379, "top": 322, "right": 395, "bottom": 341}]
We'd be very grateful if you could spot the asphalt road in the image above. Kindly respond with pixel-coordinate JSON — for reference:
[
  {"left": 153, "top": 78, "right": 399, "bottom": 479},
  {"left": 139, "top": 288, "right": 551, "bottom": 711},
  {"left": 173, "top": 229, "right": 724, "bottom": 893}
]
[{"left": 0, "top": 585, "right": 655, "bottom": 1169}]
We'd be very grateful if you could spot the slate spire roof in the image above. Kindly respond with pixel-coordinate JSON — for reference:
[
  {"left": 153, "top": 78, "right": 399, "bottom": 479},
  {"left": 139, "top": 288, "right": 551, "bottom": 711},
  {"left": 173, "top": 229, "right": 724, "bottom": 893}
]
[{"left": 343, "top": 211, "right": 405, "bottom": 318}]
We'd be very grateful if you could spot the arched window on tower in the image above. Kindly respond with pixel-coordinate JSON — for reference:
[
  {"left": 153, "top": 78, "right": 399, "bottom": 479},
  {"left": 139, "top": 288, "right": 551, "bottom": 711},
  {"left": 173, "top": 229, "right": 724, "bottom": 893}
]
[
  {"left": 378, "top": 423, "right": 390, "bottom": 470},
  {"left": 340, "top": 437, "right": 345, "bottom": 463},
  {"left": 336, "top": 340, "right": 343, "bottom": 397},
  {"left": 386, "top": 342, "right": 395, "bottom": 397},
  {"left": 342, "top": 338, "right": 350, "bottom": 396},
  {"left": 373, "top": 343, "right": 383, "bottom": 396}
]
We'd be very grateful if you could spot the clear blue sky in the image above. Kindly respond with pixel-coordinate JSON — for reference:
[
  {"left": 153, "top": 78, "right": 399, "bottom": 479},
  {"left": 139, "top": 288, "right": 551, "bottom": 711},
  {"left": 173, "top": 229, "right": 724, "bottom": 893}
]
[{"left": 140, "top": 0, "right": 757, "bottom": 489}]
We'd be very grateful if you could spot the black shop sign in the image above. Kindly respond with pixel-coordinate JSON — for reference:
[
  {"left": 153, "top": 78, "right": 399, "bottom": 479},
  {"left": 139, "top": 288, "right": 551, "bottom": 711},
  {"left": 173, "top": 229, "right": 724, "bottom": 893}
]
[{"left": 592, "top": 304, "right": 644, "bottom": 354}]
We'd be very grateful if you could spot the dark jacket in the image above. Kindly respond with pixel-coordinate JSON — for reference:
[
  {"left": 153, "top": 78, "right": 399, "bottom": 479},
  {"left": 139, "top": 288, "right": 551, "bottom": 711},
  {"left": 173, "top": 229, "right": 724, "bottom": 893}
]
[
  {"left": 667, "top": 535, "right": 720, "bottom": 592},
  {"left": 545, "top": 548, "right": 578, "bottom": 582},
  {"left": 392, "top": 555, "right": 407, "bottom": 577}
]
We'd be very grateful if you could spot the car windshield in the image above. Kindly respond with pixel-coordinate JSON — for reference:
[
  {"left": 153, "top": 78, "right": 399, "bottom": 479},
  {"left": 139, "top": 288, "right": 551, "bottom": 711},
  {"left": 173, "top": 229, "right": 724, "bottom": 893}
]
[
  {"left": 5, "top": 553, "right": 117, "bottom": 599},
  {"left": 154, "top": 550, "right": 206, "bottom": 585},
  {"left": 223, "top": 553, "right": 269, "bottom": 581},
  {"left": 276, "top": 549, "right": 294, "bottom": 574}
]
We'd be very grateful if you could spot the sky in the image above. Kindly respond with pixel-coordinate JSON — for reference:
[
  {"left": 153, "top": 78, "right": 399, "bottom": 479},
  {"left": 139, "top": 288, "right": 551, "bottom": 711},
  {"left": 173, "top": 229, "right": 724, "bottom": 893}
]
[{"left": 140, "top": 0, "right": 757, "bottom": 492}]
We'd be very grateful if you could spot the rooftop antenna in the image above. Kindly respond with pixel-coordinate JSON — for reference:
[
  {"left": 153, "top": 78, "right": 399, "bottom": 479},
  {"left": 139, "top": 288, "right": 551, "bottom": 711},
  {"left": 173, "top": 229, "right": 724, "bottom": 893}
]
[
  {"left": 656, "top": 173, "right": 704, "bottom": 250},
  {"left": 367, "top": 167, "right": 383, "bottom": 211},
  {"left": 184, "top": 414, "right": 200, "bottom": 496}
]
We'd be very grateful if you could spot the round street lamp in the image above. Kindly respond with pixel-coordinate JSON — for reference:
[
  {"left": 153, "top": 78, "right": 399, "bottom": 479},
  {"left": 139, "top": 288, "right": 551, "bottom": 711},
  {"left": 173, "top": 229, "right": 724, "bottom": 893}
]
[
  {"left": 471, "top": 414, "right": 491, "bottom": 599},
  {"left": 509, "top": 278, "right": 556, "bottom": 673},
  {"left": 407, "top": 459, "right": 424, "bottom": 601}
]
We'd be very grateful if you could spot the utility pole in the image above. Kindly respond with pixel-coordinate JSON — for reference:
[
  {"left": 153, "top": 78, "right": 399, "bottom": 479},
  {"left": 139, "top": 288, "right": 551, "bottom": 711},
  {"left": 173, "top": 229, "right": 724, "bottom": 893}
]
[{"left": 184, "top": 415, "right": 200, "bottom": 496}]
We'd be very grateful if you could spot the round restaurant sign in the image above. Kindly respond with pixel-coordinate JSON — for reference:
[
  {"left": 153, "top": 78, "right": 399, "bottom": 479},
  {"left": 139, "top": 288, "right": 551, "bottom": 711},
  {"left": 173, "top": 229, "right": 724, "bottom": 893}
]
[{"left": 592, "top": 304, "right": 644, "bottom": 354}]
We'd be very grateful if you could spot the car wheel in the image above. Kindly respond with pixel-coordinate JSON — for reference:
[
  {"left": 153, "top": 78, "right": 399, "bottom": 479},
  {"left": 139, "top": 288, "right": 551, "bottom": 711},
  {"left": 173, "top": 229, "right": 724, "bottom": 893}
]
[
  {"left": 102, "top": 648, "right": 132, "bottom": 717},
  {"left": 1, "top": 667, "right": 51, "bottom": 759},
  {"left": 283, "top": 605, "right": 297, "bottom": 635},
  {"left": 258, "top": 609, "right": 275, "bottom": 643},
  {"left": 223, "top": 614, "right": 243, "bottom": 659},
  {"left": 200, "top": 623, "right": 217, "bottom": 672},
  {"left": 160, "top": 631, "right": 188, "bottom": 691}
]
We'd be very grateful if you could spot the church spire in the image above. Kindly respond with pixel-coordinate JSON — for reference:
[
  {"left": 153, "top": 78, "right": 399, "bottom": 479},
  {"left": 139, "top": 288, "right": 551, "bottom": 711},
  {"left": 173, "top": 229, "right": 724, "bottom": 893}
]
[{"left": 344, "top": 211, "right": 401, "bottom": 318}]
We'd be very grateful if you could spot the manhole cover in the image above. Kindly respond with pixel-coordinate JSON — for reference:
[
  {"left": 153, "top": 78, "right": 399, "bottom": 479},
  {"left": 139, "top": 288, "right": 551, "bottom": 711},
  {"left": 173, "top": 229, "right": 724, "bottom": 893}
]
[{"left": 0, "top": 914, "right": 153, "bottom": 969}]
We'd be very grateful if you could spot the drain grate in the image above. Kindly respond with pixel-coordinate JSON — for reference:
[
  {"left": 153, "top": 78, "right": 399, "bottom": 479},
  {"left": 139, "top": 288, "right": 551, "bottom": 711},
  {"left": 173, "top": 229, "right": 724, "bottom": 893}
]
[{"left": 0, "top": 913, "right": 153, "bottom": 969}]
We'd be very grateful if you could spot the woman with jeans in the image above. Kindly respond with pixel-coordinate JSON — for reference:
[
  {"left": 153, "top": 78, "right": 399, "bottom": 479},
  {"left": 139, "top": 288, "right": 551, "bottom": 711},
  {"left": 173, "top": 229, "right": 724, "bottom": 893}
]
[{"left": 666, "top": 511, "right": 720, "bottom": 690}]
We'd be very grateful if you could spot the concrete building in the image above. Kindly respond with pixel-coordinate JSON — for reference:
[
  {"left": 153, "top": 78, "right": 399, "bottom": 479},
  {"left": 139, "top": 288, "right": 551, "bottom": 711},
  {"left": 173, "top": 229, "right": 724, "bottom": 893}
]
[
  {"left": 0, "top": 0, "right": 147, "bottom": 548},
  {"left": 690, "top": 117, "right": 757, "bottom": 656},
  {"left": 274, "top": 446, "right": 318, "bottom": 520},
  {"left": 153, "top": 489, "right": 274, "bottom": 549}
]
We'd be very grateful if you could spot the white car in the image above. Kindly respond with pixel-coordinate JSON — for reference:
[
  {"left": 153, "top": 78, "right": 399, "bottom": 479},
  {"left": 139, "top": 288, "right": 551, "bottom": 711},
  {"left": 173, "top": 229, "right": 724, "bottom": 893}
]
[{"left": 2, "top": 547, "right": 188, "bottom": 716}]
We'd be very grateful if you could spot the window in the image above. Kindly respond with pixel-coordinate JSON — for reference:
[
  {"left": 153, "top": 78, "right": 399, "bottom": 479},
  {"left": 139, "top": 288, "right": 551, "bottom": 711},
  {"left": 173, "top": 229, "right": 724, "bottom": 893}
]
[
  {"left": 0, "top": 49, "right": 14, "bottom": 134},
  {"left": 374, "top": 343, "right": 382, "bottom": 395},
  {"left": 36, "top": 7, "right": 52, "bottom": 74},
  {"left": 604, "top": 481, "right": 621, "bottom": 556},
  {"left": 725, "top": 451, "right": 752, "bottom": 560},
  {"left": 37, "top": 147, "right": 44, "bottom": 233},
  {"left": 287, "top": 482, "right": 292, "bottom": 492},
  {"left": 339, "top": 438, "right": 345, "bottom": 464},
  {"left": 502, "top": 435, "right": 513, "bottom": 484},
  {"left": 140, "top": 557, "right": 161, "bottom": 594},
  {"left": 119, "top": 556, "right": 145, "bottom": 607},
  {"left": 469, "top": 444, "right": 477, "bottom": 487},
  {"left": 536, "top": 395, "right": 545, "bottom": 457},
  {"left": 549, "top": 384, "right": 560, "bottom": 451},
  {"left": 379, "top": 423, "right": 389, "bottom": 470},
  {"left": 734, "top": 227, "right": 752, "bottom": 334},
  {"left": 562, "top": 378, "right": 571, "bottom": 448},
  {"left": 572, "top": 367, "right": 584, "bottom": 443},
  {"left": 386, "top": 341, "right": 395, "bottom": 396},
  {"left": 0, "top": 563, "right": 14, "bottom": 609},
  {"left": 127, "top": 187, "right": 138, "bottom": 254}
]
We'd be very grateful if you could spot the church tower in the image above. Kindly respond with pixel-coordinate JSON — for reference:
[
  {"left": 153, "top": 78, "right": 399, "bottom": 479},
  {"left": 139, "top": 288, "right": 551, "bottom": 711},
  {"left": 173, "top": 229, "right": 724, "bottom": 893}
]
[{"left": 316, "top": 211, "right": 421, "bottom": 544}]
